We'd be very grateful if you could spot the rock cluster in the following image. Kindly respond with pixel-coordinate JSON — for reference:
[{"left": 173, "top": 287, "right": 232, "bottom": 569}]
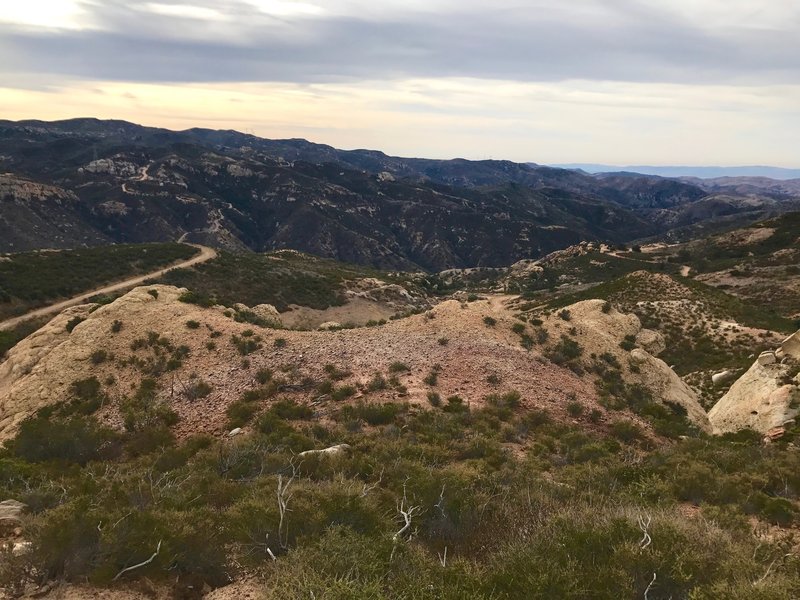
[{"left": 708, "top": 329, "right": 800, "bottom": 434}]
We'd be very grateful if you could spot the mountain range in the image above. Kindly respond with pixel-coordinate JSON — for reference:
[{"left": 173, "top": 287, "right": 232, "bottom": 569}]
[{"left": 1, "top": 118, "right": 799, "bottom": 270}]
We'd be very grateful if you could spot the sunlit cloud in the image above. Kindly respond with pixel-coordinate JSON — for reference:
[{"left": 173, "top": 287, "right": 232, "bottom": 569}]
[
  {"left": 0, "top": 0, "right": 86, "bottom": 30},
  {"left": 0, "top": 0, "right": 797, "bottom": 165}
]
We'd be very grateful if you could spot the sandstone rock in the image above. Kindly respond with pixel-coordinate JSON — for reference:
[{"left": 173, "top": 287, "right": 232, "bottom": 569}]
[
  {"left": 298, "top": 443, "right": 351, "bottom": 458},
  {"left": 0, "top": 499, "right": 25, "bottom": 523},
  {"left": 0, "top": 285, "right": 190, "bottom": 440},
  {"left": 635, "top": 328, "right": 666, "bottom": 356},
  {"left": 712, "top": 371, "right": 735, "bottom": 386},
  {"left": 228, "top": 428, "right": 243, "bottom": 437},
  {"left": 758, "top": 351, "right": 777, "bottom": 366},
  {"left": 545, "top": 299, "right": 710, "bottom": 432},
  {"left": 779, "top": 330, "right": 800, "bottom": 359},
  {"left": 318, "top": 321, "right": 342, "bottom": 331},
  {"left": 708, "top": 358, "right": 800, "bottom": 434},
  {"left": 251, "top": 304, "right": 282, "bottom": 327},
  {"left": 630, "top": 349, "right": 711, "bottom": 431}
]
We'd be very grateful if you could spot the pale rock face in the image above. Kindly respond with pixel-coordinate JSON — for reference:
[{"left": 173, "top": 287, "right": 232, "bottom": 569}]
[
  {"left": 547, "top": 299, "right": 711, "bottom": 432},
  {"left": 758, "top": 351, "right": 777, "bottom": 366},
  {"left": 318, "top": 321, "right": 343, "bottom": 331},
  {"left": 635, "top": 328, "right": 666, "bottom": 356},
  {"left": 0, "top": 285, "right": 190, "bottom": 440},
  {"left": 712, "top": 370, "right": 736, "bottom": 386},
  {"left": 630, "top": 349, "right": 711, "bottom": 431},
  {"left": 779, "top": 330, "right": 800, "bottom": 359},
  {"left": 708, "top": 356, "right": 800, "bottom": 434}
]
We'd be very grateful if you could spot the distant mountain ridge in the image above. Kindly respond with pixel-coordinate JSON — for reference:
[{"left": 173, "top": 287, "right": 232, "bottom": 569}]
[
  {"left": 0, "top": 118, "right": 798, "bottom": 269},
  {"left": 553, "top": 164, "right": 800, "bottom": 180}
]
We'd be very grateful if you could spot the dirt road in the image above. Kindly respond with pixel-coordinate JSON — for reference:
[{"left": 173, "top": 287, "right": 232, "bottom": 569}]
[{"left": 0, "top": 244, "right": 217, "bottom": 331}]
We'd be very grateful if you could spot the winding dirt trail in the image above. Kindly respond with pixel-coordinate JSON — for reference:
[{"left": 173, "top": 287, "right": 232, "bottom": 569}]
[{"left": 0, "top": 244, "right": 217, "bottom": 331}]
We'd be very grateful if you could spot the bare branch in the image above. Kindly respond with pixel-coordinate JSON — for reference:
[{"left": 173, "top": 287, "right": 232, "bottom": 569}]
[
  {"left": 112, "top": 540, "right": 162, "bottom": 581},
  {"left": 638, "top": 514, "right": 652, "bottom": 550},
  {"left": 643, "top": 572, "right": 656, "bottom": 600}
]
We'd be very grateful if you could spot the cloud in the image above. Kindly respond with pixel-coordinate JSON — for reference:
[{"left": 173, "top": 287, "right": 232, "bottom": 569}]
[{"left": 0, "top": 0, "right": 798, "bottom": 87}]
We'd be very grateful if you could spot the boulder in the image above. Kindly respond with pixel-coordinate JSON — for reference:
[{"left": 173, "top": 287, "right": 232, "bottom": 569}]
[
  {"left": 298, "top": 443, "right": 351, "bottom": 458},
  {"left": 712, "top": 371, "right": 735, "bottom": 386},
  {"left": 318, "top": 321, "right": 342, "bottom": 331},
  {"left": 635, "top": 329, "right": 666, "bottom": 356},
  {"left": 228, "top": 428, "right": 243, "bottom": 437},
  {"left": 0, "top": 499, "right": 26, "bottom": 535},
  {"left": 757, "top": 351, "right": 777, "bottom": 366},
  {"left": 251, "top": 304, "right": 282, "bottom": 327}
]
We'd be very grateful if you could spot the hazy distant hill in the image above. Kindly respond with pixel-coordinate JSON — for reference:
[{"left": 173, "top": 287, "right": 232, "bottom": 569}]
[{"left": 554, "top": 163, "right": 800, "bottom": 180}]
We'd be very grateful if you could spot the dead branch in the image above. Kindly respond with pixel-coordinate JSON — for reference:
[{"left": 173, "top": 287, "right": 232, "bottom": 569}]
[
  {"left": 638, "top": 514, "right": 652, "bottom": 550},
  {"left": 643, "top": 572, "right": 656, "bottom": 600},
  {"left": 112, "top": 540, "right": 162, "bottom": 581},
  {"left": 392, "top": 481, "right": 422, "bottom": 543},
  {"left": 277, "top": 459, "right": 300, "bottom": 549}
]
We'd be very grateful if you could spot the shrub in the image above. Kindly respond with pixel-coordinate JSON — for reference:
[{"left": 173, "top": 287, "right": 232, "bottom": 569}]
[
  {"left": 423, "top": 370, "right": 439, "bottom": 386},
  {"left": 566, "top": 401, "right": 584, "bottom": 417},
  {"left": 443, "top": 396, "right": 468, "bottom": 413},
  {"left": 331, "top": 385, "right": 357, "bottom": 401},
  {"left": 389, "top": 361, "right": 410, "bottom": 373},
  {"left": 483, "top": 316, "right": 497, "bottom": 327},
  {"left": 274, "top": 338, "right": 287, "bottom": 349},
  {"left": 511, "top": 322, "right": 526, "bottom": 335},
  {"left": 65, "top": 316, "right": 84, "bottom": 333},
  {"left": 619, "top": 334, "right": 637, "bottom": 351},
  {"left": 231, "top": 334, "right": 261, "bottom": 356},
  {"left": 11, "top": 416, "right": 119, "bottom": 465},
  {"left": 90, "top": 349, "right": 108, "bottom": 365},
  {"left": 427, "top": 391, "right": 442, "bottom": 407},
  {"left": 110, "top": 320, "right": 123, "bottom": 333},
  {"left": 558, "top": 309, "right": 571, "bottom": 321},
  {"left": 366, "top": 373, "right": 387, "bottom": 392},
  {"left": 186, "top": 380, "right": 212, "bottom": 401},
  {"left": 487, "top": 374, "right": 500, "bottom": 385},
  {"left": 226, "top": 401, "right": 258, "bottom": 428},
  {"left": 323, "top": 364, "right": 351, "bottom": 381},
  {"left": 185, "top": 320, "right": 201, "bottom": 329},
  {"left": 339, "top": 401, "right": 406, "bottom": 426},
  {"left": 271, "top": 398, "right": 313, "bottom": 420},
  {"left": 437, "top": 337, "right": 449, "bottom": 346},
  {"left": 256, "top": 368, "right": 273, "bottom": 385},
  {"left": 120, "top": 379, "right": 178, "bottom": 432},
  {"left": 610, "top": 419, "right": 643, "bottom": 443}
]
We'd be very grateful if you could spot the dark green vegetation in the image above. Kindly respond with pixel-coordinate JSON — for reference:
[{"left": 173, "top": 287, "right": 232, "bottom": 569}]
[
  {"left": 0, "top": 243, "right": 198, "bottom": 320},
  {"left": 160, "top": 250, "right": 406, "bottom": 312},
  {"left": 669, "top": 211, "right": 800, "bottom": 319},
  {"left": 0, "top": 316, "right": 48, "bottom": 358},
  {"left": 2, "top": 386, "right": 800, "bottom": 598}
]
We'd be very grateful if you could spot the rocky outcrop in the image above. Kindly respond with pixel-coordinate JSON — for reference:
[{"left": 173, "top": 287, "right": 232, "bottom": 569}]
[
  {"left": 543, "top": 299, "right": 711, "bottom": 432},
  {"left": 708, "top": 330, "right": 800, "bottom": 434},
  {"left": 0, "top": 285, "right": 195, "bottom": 439}
]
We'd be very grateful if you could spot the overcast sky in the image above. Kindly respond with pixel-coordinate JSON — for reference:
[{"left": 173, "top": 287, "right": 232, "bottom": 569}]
[{"left": 1, "top": 0, "right": 798, "bottom": 165}]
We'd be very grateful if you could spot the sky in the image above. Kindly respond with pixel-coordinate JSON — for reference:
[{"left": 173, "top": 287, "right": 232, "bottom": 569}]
[{"left": 1, "top": 0, "right": 799, "bottom": 166}]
